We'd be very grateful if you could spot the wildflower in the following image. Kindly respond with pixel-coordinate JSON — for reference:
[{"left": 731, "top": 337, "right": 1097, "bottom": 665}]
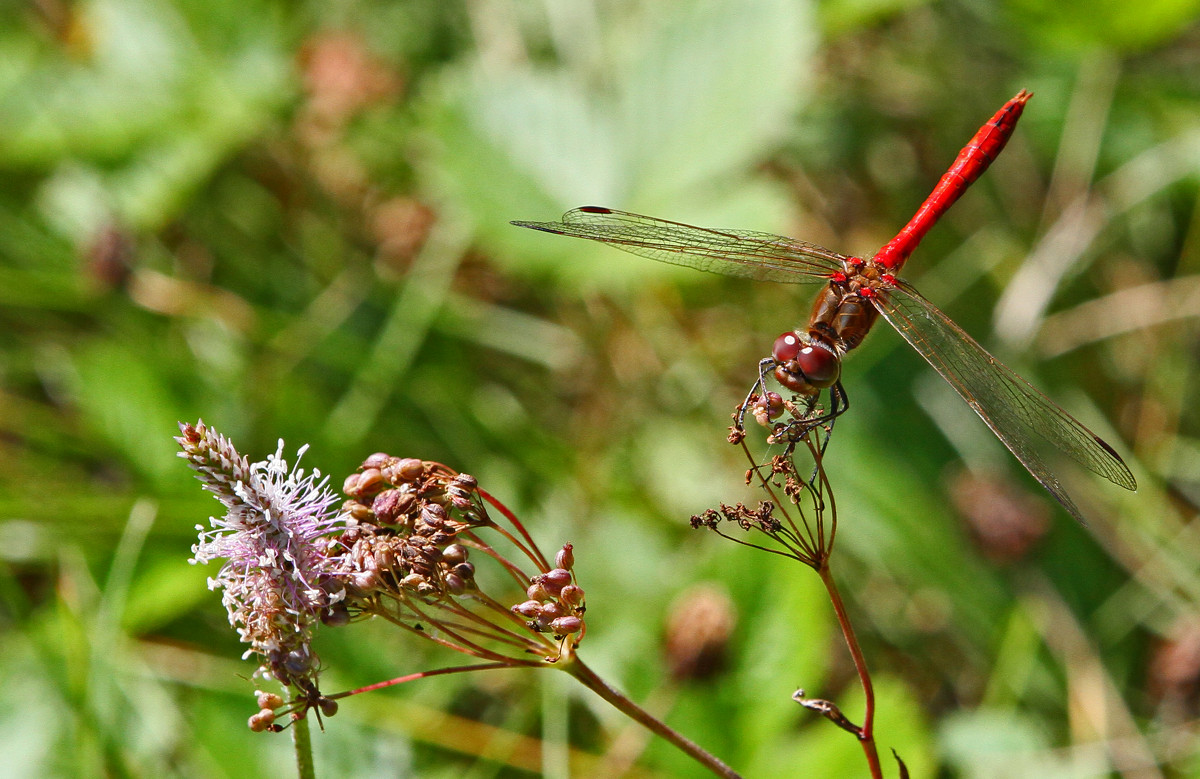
[{"left": 176, "top": 421, "right": 346, "bottom": 690}]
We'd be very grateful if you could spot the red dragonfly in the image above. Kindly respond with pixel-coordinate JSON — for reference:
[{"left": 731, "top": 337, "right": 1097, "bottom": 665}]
[{"left": 512, "top": 91, "right": 1136, "bottom": 522}]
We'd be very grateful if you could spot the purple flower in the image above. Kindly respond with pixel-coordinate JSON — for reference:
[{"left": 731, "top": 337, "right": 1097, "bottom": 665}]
[{"left": 177, "top": 421, "right": 346, "bottom": 685}]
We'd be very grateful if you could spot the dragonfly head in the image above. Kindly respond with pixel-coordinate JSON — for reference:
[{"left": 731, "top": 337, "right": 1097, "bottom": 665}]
[{"left": 771, "top": 332, "right": 840, "bottom": 394}]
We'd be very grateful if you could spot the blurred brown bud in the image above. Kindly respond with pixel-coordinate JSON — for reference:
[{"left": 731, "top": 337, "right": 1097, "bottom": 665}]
[
  {"left": 949, "top": 470, "right": 1049, "bottom": 564},
  {"left": 556, "top": 544, "right": 574, "bottom": 570},
  {"left": 664, "top": 584, "right": 736, "bottom": 683},
  {"left": 1148, "top": 617, "right": 1200, "bottom": 717},
  {"left": 318, "top": 697, "right": 339, "bottom": 717}
]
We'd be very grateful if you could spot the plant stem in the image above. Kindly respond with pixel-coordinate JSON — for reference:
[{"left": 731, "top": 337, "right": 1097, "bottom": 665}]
[
  {"left": 292, "top": 712, "right": 316, "bottom": 779},
  {"left": 817, "top": 561, "right": 882, "bottom": 779},
  {"left": 565, "top": 658, "right": 743, "bottom": 779}
]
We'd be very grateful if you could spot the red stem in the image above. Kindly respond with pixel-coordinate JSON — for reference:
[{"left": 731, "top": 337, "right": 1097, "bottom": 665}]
[
  {"left": 565, "top": 658, "right": 743, "bottom": 779},
  {"left": 817, "top": 562, "right": 882, "bottom": 779}
]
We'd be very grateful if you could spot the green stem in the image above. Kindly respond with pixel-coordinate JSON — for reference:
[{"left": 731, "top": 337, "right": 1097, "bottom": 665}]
[
  {"left": 565, "top": 658, "right": 742, "bottom": 779},
  {"left": 292, "top": 712, "right": 316, "bottom": 779}
]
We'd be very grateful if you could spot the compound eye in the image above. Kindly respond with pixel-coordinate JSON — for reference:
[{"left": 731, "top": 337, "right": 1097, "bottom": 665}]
[
  {"left": 794, "top": 344, "right": 840, "bottom": 388},
  {"left": 772, "top": 332, "right": 803, "bottom": 363}
]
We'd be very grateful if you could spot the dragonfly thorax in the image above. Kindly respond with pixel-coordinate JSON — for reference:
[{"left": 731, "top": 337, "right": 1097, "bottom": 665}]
[{"left": 807, "top": 275, "right": 881, "bottom": 354}]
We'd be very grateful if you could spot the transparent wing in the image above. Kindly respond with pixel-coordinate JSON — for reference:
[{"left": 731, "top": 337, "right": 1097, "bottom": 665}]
[
  {"left": 512, "top": 207, "right": 849, "bottom": 283},
  {"left": 872, "top": 279, "right": 1136, "bottom": 523}
]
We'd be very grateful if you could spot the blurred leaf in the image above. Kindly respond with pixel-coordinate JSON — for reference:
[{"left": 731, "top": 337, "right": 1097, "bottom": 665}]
[
  {"left": 72, "top": 337, "right": 183, "bottom": 488},
  {"left": 1006, "top": 0, "right": 1200, "bottom": 52},
  {"left": 2, "top": 0, "right": 292, "bottom": 234},
  {"left": 420, "top": 0, "right": 816, "bottom": 285}
]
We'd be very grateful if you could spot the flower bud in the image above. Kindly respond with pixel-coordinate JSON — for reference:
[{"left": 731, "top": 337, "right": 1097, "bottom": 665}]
[
  {"left": 256, "top": 691, "right": 284, "bottom": 710},
  {"left": 512, "top": 599, "right": 541, "bottom": 618},
  {"left": 362, "top": 452, "right": 392, "bottom": 470},
  {"left": 550, "top": 616, "right": 582, "bottom": 635},
  {"left": 527, "top": 582, "right": 549, "bottom": 601},
  {"left": 249, "top": 709, "right": 276, "bottom": 732},
  {"left": 555, "top": 544, "right": 574, "bottom": 570},
  {"left": 396, "top": 458, "right": 425, "bottom": 481},
  {"left": 318, "top": 697, "right": 339, "bottom": 717},
  {"left": 560, "top": 584, "right": 585, "bottom": 608},
  {"left": 372, "top": 489, "right": 416, "bottom": 524},
  {"left": 453, "top": 562, "right": 475, "bottom": 580},
  {"left": 356, "top": 468, "right": 384, "bottom": 495},
  {"left": 444, "top": 573, "right": 466, "bottom": 594},
  {"left": 540, "top": 568, "right": 571, "bottom": 596},
  {"left": 342, "top": 473, "right": 362, "bottom": 496},
  {"left": 442, "top": 543, "right": 469, "bottom": 565}
]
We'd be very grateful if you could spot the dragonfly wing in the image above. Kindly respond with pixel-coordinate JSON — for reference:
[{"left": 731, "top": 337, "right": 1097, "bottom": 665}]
[
  {"left": 512, "top": 207, "right": 849, "bottom": 283},
  {"left": 872, "top": 279, "right": 1136, "bottom": 523}
]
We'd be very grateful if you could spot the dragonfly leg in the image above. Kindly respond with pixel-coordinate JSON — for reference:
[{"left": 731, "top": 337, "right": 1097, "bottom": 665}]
[{"left": 734, "top": 357, "right": 779, "bottom": 433}]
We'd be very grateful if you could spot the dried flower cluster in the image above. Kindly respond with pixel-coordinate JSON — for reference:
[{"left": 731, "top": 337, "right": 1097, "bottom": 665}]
[
  {"left": 330, "top": 453, "right": 587, "bottom": 663},
  {"left": 705, "top": 403, "right": 838, "bottom": 569}
]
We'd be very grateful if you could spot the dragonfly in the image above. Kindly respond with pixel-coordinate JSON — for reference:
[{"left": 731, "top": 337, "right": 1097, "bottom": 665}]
[{"left": 512, "top": 90, "right": 1137, "bottom": 523}]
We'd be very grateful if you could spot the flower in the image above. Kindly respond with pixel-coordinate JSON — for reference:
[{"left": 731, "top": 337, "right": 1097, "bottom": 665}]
[{"left": 177, "top": 421, "right": 346, "bottom": 688}]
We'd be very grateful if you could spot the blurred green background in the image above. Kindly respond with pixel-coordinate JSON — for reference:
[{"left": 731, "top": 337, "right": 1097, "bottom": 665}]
[{"left": 2, "top": 0, "right": 1199, "bottom": 776}]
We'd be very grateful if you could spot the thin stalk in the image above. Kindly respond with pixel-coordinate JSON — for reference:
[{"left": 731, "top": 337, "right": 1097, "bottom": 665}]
[
  {"left": 292, "top": 712, "right": 316, "bottom": 779},
  {"left": 817, "top": 562, "right": 882, "bottom": 779},
  {"left": 565, "top": 658, "right": 743, "bottom": 779}
]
